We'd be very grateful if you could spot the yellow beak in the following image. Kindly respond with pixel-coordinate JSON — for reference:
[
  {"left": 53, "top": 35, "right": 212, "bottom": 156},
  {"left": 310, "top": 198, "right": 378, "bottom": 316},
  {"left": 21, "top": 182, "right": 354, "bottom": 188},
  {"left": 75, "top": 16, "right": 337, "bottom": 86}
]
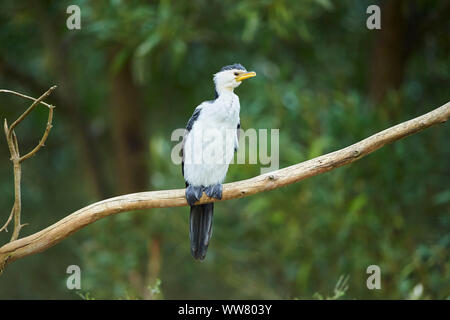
[{"left": 235, "top": 71, "right": 256, "bottom": 82}]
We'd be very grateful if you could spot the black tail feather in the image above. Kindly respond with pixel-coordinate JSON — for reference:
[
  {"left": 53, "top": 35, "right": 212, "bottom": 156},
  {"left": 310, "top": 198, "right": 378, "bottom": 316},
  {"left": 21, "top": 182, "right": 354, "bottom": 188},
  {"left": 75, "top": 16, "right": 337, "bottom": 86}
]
[{"left": 189, "top": 203, "right": 214, "bottom": 260}]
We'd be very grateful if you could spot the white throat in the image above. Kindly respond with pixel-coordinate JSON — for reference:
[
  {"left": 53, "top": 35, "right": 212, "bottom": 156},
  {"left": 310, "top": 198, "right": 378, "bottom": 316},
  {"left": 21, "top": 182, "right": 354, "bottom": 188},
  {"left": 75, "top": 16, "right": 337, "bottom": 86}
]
[{"left": 215, "top": 85, "right": 235, "bottom": 97}]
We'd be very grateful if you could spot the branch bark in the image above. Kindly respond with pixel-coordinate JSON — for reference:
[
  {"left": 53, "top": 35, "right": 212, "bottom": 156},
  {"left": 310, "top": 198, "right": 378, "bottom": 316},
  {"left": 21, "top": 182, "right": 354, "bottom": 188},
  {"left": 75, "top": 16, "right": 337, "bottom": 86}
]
[{"left": 0, "top": 101, "right": 449, "bottom": 274}]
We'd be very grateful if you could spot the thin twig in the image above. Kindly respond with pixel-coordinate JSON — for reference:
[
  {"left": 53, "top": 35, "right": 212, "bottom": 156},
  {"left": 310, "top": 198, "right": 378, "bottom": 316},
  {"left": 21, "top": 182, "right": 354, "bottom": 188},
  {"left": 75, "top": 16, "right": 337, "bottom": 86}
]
[
  {"left": 12, "top": 131, "right": 19, "bottom": 156},
  {"left": 19, "top": 105, "right": 54, "bottom": 162},
  {"left": 5, "top": 85, "right": 56, "bottom": 141},
  {"left": 9, "top": 158, "right": 22, "bottom": 242},
  {"left": 0, "top": 207, "right": 14, "bottom": 233},
  {"left": 0, "top": 89, "right": 54, "bottom": 108},
  {"left": 3, "top": 119, "right": 17, "bottom": 159}
]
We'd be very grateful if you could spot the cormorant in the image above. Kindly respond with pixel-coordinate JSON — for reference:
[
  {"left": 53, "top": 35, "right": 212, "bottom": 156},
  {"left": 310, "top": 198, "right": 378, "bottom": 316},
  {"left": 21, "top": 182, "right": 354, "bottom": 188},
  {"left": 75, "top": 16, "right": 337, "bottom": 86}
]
[{"left": 181, "top": 63, "right": 256, "bottom": 260}]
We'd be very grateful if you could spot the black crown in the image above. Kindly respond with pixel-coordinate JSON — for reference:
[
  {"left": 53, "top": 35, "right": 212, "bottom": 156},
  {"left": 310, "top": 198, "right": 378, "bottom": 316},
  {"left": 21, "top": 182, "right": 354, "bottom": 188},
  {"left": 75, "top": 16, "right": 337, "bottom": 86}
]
[{"left": 220, "top": 63, "right": 246, "bottom": 72}]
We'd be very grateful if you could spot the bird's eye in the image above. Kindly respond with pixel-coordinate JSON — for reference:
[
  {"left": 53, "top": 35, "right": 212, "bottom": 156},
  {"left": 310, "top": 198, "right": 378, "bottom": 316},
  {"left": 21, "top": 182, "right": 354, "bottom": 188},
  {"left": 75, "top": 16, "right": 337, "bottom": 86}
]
[{"left": 234, "top": 72, "right": 239, "bottom": 76}]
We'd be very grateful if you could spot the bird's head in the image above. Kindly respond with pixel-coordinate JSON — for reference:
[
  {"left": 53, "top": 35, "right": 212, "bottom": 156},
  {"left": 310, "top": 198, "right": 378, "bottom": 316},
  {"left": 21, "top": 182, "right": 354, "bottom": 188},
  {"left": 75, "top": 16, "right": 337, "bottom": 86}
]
[{"left": 213, "top": 63, "right": 256, "bottom": 96}]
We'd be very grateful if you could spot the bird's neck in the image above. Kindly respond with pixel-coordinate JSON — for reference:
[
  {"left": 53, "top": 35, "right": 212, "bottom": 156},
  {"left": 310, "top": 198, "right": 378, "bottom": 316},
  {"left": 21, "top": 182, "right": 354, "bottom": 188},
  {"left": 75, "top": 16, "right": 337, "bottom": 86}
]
[{"left": 215, "top": 86, "right": 234, "bottom": 98}]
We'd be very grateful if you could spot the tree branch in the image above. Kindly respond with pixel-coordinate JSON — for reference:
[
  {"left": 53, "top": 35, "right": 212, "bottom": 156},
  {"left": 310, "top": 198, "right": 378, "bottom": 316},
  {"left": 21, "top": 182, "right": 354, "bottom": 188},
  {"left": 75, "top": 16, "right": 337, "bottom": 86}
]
[
  {"left": 4, "top": 86, "right": 56, "bottom": 141},
  {"left": 0, "top": 207, "right": 14, "bottom": 233},
  {"left": 19, "top": 105, "right": 54, "bottom": 162},
  {"left": 0, "top": 89, "right": 54, "bottom": 109},
  {"left": 0, "top": 100, "right": 449, "bottom": 274},
  {"left": 1, "top": 86, "right": 56, "bottom": 249}
]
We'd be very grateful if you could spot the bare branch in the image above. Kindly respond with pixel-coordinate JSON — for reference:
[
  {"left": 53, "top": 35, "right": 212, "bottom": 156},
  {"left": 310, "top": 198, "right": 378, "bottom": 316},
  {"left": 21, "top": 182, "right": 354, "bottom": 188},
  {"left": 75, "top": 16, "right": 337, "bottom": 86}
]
[
  {"left": 9, "top": 154, "right": 22, "bottom": 242},
  {"left": 0, "top": 100, "right": 448, "bottom": 273},
  {"left": 0, "top": 207, "right": 14, "bottom": 233},
  {"left": 4, "top": 85, "right": 56, "bottom": 141},
  {"left": 19, "top": 105, "right": 54, "bottom": 162},
  {"left": 3, "top": 119, "right": 7, "bottom": 138},
  {"left": 12, "top": 131, "right": 19, "bottom": 155},
  {"left": 0, "top": 86, "right": 57, "bottom": 249},
  {"left": 3, "top": 119, "right": 17, "bottom": 159},
  {"left": 0, "top": 89, "right": 54, "bottom": 109}
]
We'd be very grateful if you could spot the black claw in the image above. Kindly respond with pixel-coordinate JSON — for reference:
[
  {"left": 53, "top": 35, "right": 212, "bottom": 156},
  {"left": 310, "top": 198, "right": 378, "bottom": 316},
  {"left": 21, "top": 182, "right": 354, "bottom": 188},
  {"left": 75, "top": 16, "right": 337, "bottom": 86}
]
[
  {"left": 186, "top": 185, "right": 204, "bottom": 206},
  {"left": 204, "top": 184, "right": 222, "bottom": 200}
]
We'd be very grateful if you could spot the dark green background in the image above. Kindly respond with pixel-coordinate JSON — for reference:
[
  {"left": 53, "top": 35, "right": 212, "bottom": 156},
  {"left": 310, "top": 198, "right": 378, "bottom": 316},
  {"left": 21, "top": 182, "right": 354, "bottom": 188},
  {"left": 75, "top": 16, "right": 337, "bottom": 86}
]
[{"left": 0, "top": 0, "right": 448, "bottom": 299}]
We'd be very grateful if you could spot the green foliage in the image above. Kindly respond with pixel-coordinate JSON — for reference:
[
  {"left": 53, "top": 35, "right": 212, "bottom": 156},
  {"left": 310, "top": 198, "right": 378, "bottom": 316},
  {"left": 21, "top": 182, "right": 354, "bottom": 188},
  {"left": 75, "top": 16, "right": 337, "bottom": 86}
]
[
  {"left": 0, "top": 0, "right": 448, "bottom": 299},
  {"left": 313, "top": 275, "right": 350, "bottom": 300},
  {"left": 77, "top": 291, "right": 96, "bottom": 300},
  {"left": 148, "top": 278, "right": 163, "bottom": 300}
]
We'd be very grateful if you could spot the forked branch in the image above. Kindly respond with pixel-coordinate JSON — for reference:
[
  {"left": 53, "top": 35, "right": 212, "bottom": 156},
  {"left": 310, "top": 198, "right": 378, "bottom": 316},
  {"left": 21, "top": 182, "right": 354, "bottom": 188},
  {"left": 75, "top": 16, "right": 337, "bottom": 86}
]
[{"left": 0, "top": 86, "right": 56, "bottom": 245}]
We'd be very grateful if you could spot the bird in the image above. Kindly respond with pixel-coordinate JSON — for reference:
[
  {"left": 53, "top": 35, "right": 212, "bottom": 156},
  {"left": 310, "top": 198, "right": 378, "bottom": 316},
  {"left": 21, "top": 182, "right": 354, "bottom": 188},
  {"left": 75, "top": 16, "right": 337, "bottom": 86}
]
[{"left": 181, "top": 63, "right": 256, "bottom": 260}]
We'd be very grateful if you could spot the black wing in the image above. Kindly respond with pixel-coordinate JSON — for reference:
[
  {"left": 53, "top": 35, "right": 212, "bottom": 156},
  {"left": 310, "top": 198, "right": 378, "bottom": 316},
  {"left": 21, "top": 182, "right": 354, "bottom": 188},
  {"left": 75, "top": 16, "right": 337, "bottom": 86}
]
[
  {"left": 235, "top": 121, "right": 241, "bottom": 152},
  {"left": 186, "top": 107, "right": 202, "bottom": 132}
]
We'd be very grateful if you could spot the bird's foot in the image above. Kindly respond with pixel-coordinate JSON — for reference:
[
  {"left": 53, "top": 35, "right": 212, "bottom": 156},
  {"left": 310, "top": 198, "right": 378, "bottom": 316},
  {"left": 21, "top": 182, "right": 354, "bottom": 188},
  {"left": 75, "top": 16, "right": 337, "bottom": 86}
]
[
  {"left": 186, "top": 185, "right": 204, "bottom": 206},
  {"left": 204, "top": 184, "right": 223, "bottom": 200}
]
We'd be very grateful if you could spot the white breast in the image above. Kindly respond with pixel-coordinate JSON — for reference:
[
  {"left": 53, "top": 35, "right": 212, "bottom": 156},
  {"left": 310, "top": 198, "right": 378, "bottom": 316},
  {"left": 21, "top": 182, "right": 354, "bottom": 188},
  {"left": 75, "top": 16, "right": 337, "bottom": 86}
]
[{"left": 183, "top": 93, "right": 240, "bottom": 186}]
